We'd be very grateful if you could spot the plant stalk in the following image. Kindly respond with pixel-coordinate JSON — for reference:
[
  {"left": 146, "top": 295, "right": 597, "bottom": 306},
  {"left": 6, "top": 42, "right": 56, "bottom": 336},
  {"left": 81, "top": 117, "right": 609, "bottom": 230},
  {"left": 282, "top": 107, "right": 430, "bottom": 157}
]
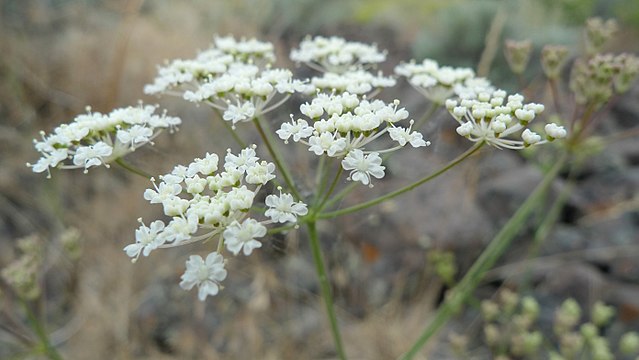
[{"left": 399, "top": 153, "right": 568, "bottom": 360}]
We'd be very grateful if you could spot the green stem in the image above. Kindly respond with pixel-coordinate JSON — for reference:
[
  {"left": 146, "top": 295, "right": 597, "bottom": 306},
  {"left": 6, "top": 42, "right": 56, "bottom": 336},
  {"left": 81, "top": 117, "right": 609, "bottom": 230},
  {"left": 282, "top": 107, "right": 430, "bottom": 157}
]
[
  {"left": 267, "top": 223, "right": 297, "bottom": 235},
  {"left": 322, "top": 182, "right": 359, "bottom": 210},
  {"left": 212, "top": 108, "right": 247, "bottom": 148},
  {"left": 312, "top": 155, "right": 328, "bottom": 205},
  {"left": 399, "top": 153, "right": 568, "bottom": 360},
  {"left": 317, "top": 166, "right": 344, "bottom": 211},
  {"left": 253, "top": 118, "right": 302, "bottom": 200},
  {"left": 319, "top": 142, "right": 484, "bottom": 219},
  {"left": 20, "top": 300, "right": 63, "bottom": 360},
  {"left": 306, "top": 221, "right": 347, "bottom": 360},
  {"left": 114, "top": 158, "right": 152, "bottom": 179}
]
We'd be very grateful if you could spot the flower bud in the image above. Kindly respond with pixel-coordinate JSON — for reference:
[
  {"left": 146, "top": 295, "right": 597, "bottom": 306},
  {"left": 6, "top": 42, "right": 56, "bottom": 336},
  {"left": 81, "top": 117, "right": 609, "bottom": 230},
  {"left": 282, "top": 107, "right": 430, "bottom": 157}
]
[
  {"left": 591, "top": 301, "right": 615, "bottom": 327},
  {"left": 481, "top": 299, "right": 500, "bottom": 322},
  {"left": 619, "top": 332, "right": 639, "bottom": 355},
  {"left": 541, "top": 45, "right": 569, "bottom": 79},
  {"left": 585, "top": 17, "right": 618, "bottom": 55},
  {"left": 504, "top": 39, "right": 533, "bottom": 75}
]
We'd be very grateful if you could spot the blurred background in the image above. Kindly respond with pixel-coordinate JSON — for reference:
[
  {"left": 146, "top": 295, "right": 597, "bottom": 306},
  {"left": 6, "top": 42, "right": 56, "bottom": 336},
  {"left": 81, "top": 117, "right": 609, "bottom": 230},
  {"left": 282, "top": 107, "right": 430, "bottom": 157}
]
[{"left": 1, "top": 0, "right": 638, "bottom": 358}]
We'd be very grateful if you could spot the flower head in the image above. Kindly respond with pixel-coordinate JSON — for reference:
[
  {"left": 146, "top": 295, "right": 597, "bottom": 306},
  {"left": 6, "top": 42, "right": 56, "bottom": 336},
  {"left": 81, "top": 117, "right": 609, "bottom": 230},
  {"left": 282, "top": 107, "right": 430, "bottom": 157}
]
[
  {"left": 395, "top": 59, "right": 475, "bottom": 103},
  {"left": 179, "top": 252, "right": 228, "bottom": 301},
  {"left": 445, "top": 90, "right": 566, "bottom": 149},
  {"left": 126, "top": 145, "right": 306, "bottom": 300},
  {"left": 341, "top": 149, "right": 385, "bottom": 186},
  {"left": 27, "top": 104, "right": 181, "bottom": 177}
]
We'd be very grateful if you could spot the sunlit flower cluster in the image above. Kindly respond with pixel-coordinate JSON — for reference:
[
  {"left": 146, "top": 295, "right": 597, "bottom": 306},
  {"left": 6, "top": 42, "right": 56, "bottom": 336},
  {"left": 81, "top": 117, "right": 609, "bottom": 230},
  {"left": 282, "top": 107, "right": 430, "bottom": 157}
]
[
  {"left": 124, "top": 145, "right": 307, "bottom": 300},
  {"left": 27, "top": 104, "right": 181, "bottom": 177},
  {"left": 290, "top": 35, "right": 387, "bottom": 73},
  {"left": 291, "top": 36, "right": 395, "bottom": 96},
  {"left": 277, "top": 92, "right": 429, "bottom": 186},
  {"left": 445, "top": 90, "right": 567, "bottom": 149},
  {"left": 395, "top": 59, "right": 476, "bottom": 103},
  {"left": 145, "top": 35, "right": 311, "bottom": 127}
]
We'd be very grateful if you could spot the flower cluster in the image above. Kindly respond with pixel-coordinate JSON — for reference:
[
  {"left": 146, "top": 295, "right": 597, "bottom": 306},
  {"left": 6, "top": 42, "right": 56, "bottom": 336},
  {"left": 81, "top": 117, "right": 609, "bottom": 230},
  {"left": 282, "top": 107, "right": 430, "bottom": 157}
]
[
  {"left": 27, "top": 104, "right": 181, "bottom": 177},
  {"left": 277, "top": 92, "right": 429, "bottom": 186},
  {"left": 291, "top": 36, "right": 395, "bottom": 95},
  {"left": 570, "top": 53, "right": 639, "bottom": 107},
  {"left": 290, "top": 35, "right": 387, "bottom": 73},
  {"left": 145, "top": 35, "right": 310, "bottom": 127},
  {"left": 445, "top": 90, "right": 567, "bottom": 149},
  {"left": 124, "top": 146, "right": 307, "bottom": 300},
  {"left": 395, "top": 59, "right": 476, "bottom": 104}
]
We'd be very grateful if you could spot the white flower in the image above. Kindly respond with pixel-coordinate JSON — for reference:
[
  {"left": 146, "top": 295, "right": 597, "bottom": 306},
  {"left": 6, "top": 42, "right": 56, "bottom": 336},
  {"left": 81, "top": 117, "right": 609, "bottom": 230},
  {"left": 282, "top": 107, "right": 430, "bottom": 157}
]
[
  {"left": 28, "top": 149, "right": 68, "bottom": 178},
  {"left": 72, "top": 142, "right": 113, "bottom": 171},
  {"left": 144, "top": 181, "right": 182, "bottom": 204},
  {"left": 124, "top": 219, "right": 166, "bottom": 260},
  {"left": 341, "top": 149, "right": 385, "bottom": 186},
  {"left": 180, "top": 252, "right": 228, "bottom": 301},
  {"left": 116, "top": 125, "right": 153, "bottom": 149},
  {"left": 291, "top": 36, "right": 387, "bottom": 73},
  {"left": 522, "top": 129, "right": 542, "bottom": 145},
  {"left": 308, "top": 132, "right": 347, "bottom": 156},
  {"left": 223, "top": 102, "right": 256, "bottom": 125},
  {"left": 388, "top": 123, "right": 430, "bottom": 147},
  {"left": 224, "top": 219, "right": 266, "bottom": 256},
  {"left": 224, "top": 147, "right": 258, "bottom": 173},
  {"left": 545, "top": 123, "right": 567, "bottom": 139},
  {"left": 265, "top": 191, "right": 308, "bottom": 223},
  {"left": 276, "top": 118, "right": 314, "bottom": 143},
  {"left": 245, "top": 161, "right": 276, "bottom": 185},
  {"left": 163, "top": 215, "right": 199, "bottom": 243}
]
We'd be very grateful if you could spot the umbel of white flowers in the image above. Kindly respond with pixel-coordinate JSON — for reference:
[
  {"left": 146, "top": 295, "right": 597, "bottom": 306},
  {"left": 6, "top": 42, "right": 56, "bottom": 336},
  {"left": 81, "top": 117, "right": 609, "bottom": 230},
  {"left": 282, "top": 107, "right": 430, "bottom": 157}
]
[
  {"left": 291, "top": 35, "right": 396, "bottom": 96},
  {"left": 124, "top": 145, "right": 308, "bottom": 300},
  {"left": 446, "top": 90, "right": 567, "bottom": 149},
  {"left": 277, "top": 92, "right": 430, "bottom": 187},
  {"left": 27, "top": 103, "right": 181, "bottom": 178},
  {"left": 144, "top": 35, "right": 313, "bottom": 128}
]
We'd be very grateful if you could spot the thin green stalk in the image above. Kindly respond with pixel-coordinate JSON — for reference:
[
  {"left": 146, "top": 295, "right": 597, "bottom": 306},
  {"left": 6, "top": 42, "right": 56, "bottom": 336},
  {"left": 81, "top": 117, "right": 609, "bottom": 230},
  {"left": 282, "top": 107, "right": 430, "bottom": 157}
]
[
  {"left": 312, "top": 155, "right": 328, "bottom": 205},
  {"left": 114, "top": 158, "right": 152, "bottom": 179},
  {"left": 317, "top": 166, "right": 344, "bottom": 211},
  {"left": 212, "top": 108, "right": 247, "bottom": 148},
  {"left": 399, "top": 153, "right": 568, "bottom": 360},
  {"left": 253, "top": 118, "right": 302, "bottom": 200},
  {"left": 306, "top": 221, "right": 347, "bottom": 360},
  {"left": 20, "top": 300, "right": 63, "bottom": 360},
  {"left": 521, "top": 163, "right": 578, "bottom": 290},
  {"left": 267, "top": 223, "right": 297, "bottom": 235},
  {"left": 319, "top": 142, "right": 484, "bottom": 219}
]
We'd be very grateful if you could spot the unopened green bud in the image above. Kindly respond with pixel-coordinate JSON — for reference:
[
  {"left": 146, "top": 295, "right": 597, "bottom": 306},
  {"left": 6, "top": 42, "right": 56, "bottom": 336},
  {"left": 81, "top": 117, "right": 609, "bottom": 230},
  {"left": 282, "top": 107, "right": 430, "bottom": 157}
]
[
  {"left": 511, "top": 331, "right": 542, "bottom": 356},
  {"left": 499, "top": 289, "right": 519, "bottom": 315},
  {"left": 541, "top": 45, "right": 569, "bottom": 79},
  {"left": 1, "top": 255, "right": 40, "bottom": 300},
  {"left": 580, "top": 322, "right": 598, "bottom": 341},
  {"left": 427, "top": 250, "right": 457, "bottom": 285},
  {"left": 521, "top": 296, "right": 540, "bottom": 320},
  {"left": 504, "top": 39, "right": 533, "bottom": 75},
  {"left": 513, "top": 314, "right": 535, "bottom": 331},
  {"left": 590, "top": 337, "right": 613, "bottom": 360},
  {"left": 448, "top": 331, "right": 468, "bottom": 356},
  {"left": 17, "top": 235, "right": 42, "bottom": 259},
  {"left": 484, "top": 324, "right": 501, "bottom": 347},
  {"left": 591, "top": 301, "right": 615, "bottom": 327},
  {"left": 60, "top": 227, "right": 82, "bottom": 260},
  {"left": 481, "top": 299, "right": 500, "bottom": 322},
  {"left": 619, "top": 332, "right": 639, "bottom": 355},
  {"left": 585, "top": 17, "right": 618, "bottom": 55},
  {"left": 614, "top": 53, "right": 639, "bottom": 93},
  {"left": 559, "top": 332, "right": 584, "bottom": 358},
  {"left": 556, "top": 298, "right": 582, "bottom": 332}
]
